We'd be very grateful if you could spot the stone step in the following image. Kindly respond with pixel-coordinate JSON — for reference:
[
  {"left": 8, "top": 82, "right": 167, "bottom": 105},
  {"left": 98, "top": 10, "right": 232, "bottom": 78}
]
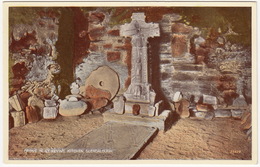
[
  {"left": 173, "top": 63, "right": 204, "bottom": 72},
  {"left": 103, "top": 109, "right": 173, "bottom": 131},
  {"left": 48, "top": 122, "right": 158, "bottom": 160}
]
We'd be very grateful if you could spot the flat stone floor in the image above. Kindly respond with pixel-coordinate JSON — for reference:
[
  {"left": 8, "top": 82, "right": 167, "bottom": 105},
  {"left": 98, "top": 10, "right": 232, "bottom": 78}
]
[{"left": 48, "top": 121, "right": 158, "bottom": 160}]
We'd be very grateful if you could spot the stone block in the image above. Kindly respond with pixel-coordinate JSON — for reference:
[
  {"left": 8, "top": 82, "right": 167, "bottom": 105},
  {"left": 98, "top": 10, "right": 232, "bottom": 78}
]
[
  {"left": 9, "top": 94, "right": 25, "bottom": 111},
  {"left": 214, "top": 109, "right": 232, "bottom": 118},
  {"left": 10, "top": 111, "right": 26, "bottom": 127},
  {"left": 233, "top": 95, "right": 247, "bottom": 107},
  {"left": 89, "top": 43, "right": 98, "bottom": 52},
  {"left": 88, "top": 98, "right": 109, "bottom": 110},
  {"left": 88, "top": 26, "right": 105, "bottom": 41},
  {"left": 59, "top": 100, "right": 88, "bottom": 117},
  {"left": 107, "top": 51, "right": 121, "bottom": 62},
  {"left": 231, "top": 109, "right": 244, "bottom": 119},
  {"left": 44, "top": 99, "right": 56, "bottom": 107},
  {"left": 103, "top": 43, "right": 112, "bottom": 49},
  {"left": 113, "top": 96, "right": 125, "bottom": 114},
  {"left": 28, "top": 96, "right": 44, "bottom": 118},
  {"left": 43, "top": 107, "right": 58, "bottom": 119},
  {"left": 203, "top": 94, "right": 218, "bottom": 105},
  {"left": 172, "top": 91, "right": 183, "bottom": 103},
  {"left": 107, "top": 29, "right": 120, "bottom": 36},
  {"left": 194, "top": 111, "right": 214, "bottom": 120},
  {"left": 25, "top": 106, "right": 39, "bottom": 123},
  {"left": 196, "top": 104, "right": 214, "bottom": 112}
]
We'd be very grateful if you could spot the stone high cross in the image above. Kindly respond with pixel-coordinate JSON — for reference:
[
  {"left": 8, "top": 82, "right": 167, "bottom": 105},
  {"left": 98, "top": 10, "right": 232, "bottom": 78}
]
[{"left": 120, "top": 13, "right": 160, "bottom": 103}]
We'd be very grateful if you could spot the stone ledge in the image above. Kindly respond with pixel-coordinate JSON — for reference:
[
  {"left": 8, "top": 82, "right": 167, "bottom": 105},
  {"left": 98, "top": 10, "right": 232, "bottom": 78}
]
[{"left": 103, "top": 109, "right": 174, "bottom": 131}]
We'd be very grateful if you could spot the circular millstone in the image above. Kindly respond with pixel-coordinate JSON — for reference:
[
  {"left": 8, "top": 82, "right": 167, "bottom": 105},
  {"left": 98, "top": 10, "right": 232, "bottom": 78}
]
[{"left": 85, "top": 66, "right": 120, "bottom": 100}]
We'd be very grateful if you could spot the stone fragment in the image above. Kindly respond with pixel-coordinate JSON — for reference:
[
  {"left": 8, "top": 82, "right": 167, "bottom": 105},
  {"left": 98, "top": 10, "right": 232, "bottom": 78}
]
[
  {"left": 233, "top": 95, "right": 247, "bottom": 107},
  {"left": 10, "top": 111, "right": 26, "bottom": 127},
  {"left": 172, "top": 91, "right": 183, "bottom": 102},
  {"left": 113, "top": 96, "right": 125, "bottom": 114},
  {"left": 194, "top": 111, "right": 214, "bottom": 120},
  {"left": 44, "top": 99, "right": 56, "bottom": 107},
  {"left": 214, "top": 109, "right": 232, "bottom": 118},
  {"left": 43, "top": 107, "right": 58, "bottom": 119},
  {"left": 178, "top": 99, "right": 190, "bottom": 118},
  {"left": 132, "top": 104, "right": 140, "bottom": 116},
  {"left": 85, "top": 66, "right": 119, "bottom": 100},
  {"left": 68, "top": 96, "right": 79, "bottom": 102},
  {"left": 9, "top": 94, "right": 25, "bottom": 111},
  {"left": 59, "top": 100, "right": 88, "bottom": 116},
  {"left": 28, "top": 96, "right": 44, "bottom": 118},
  {"left": 194, "top": 111, "right": 207, "bottom": 119},
  {"left": 196, "top": 104, "right": 214, "bottom": 112},
  {"left": 148, "top": 106, "right": 156, "bottom": 117},
  {"left": 172, "top": 34, "right": 188, "bottom": 57},
  {"left": 88, "top": 97, "right": 109, "bottom": 110},
  {"left": 204, "top": 112, "right": 215, "bottom": 120},
  {"left": 203, "top": 94, "right": 217, "bottom": 105},
  {"left": 240, "top": 112, "right": 251, "bottom": 130},
  {"left": 70, "top": 82, "right": 79, "bottom": 89},
  {"left": 71, "top": 88, "right": 80, "bottom": 95},
  {"left": 155, "top": 100, "right": 163, "bottom": 116},
  {"left": 25, "top": 106, "right": 39, "bottom": 123},
  {"left": 65, "top": 94, "right": 82, "bottom": 100},
  {"left": 231, "top": 109, "right": 244, "bottom": 119}
]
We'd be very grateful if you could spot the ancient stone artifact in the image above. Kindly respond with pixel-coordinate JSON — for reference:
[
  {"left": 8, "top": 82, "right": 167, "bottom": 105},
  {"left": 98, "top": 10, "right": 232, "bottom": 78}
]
[
  {"left": 9, "top": 94, "right": 25, "bottom": 112},
  {"left": 10, "top": 111, "right": 26, "bottom": 127},
  {"left": 25, "top": 106, "right": 39, "bottom": 123},
  {"left": 84, "top": 66, "right": 119, "bottom": 110},
  {"left": 59, "top": 81, "right": 88, "bottom": 116},
  {"left": 43, "top": 99, "right": 59, "bottom": 119},
  {"left": 120, "top": 13, "right": 160, "bottom": 116},
  {"left": 103, "top": 13, "right": 173, "bottom": 131}
]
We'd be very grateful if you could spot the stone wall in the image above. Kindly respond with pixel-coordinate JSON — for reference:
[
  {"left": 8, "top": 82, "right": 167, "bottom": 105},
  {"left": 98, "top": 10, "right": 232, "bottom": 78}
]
[{"left": 9, "top": 8, "right": 252, "bottom": 109}]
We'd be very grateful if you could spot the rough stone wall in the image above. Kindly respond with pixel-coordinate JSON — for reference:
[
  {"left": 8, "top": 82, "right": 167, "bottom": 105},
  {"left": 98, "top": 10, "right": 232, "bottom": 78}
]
[
  {"left": 75, "top": 10, "right": 129, "bottom": 95},
  {"left": 157, "top": 14, "right": 251, "bottom": 106},
  {"left": 9, "top": 9, "right": 60, "bottom": 100}
]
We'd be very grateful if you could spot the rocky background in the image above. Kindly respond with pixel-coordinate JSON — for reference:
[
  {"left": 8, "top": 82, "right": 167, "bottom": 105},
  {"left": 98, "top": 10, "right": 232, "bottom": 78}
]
[{"left": 9, "top": 7, "right": 251, "bottom": 122}]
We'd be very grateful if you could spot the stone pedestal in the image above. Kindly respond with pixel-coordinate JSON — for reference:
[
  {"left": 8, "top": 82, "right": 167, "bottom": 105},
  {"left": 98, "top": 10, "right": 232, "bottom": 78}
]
[{"left": 103, "top": 109, "right": 173, "bottom": 131}]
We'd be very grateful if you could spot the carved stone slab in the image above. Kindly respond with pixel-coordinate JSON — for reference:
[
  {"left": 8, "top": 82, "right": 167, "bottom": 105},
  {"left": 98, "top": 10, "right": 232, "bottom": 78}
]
[{"left": 48, "top": 122, "right": 158, "bottom": 160}]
